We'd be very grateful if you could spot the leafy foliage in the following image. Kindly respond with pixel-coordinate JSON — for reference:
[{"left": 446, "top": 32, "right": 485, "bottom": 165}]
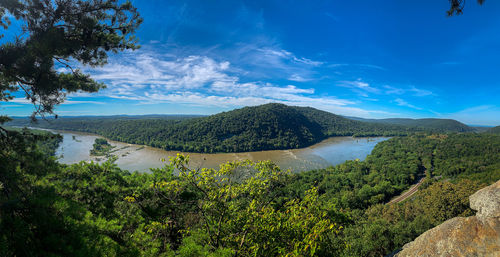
[
  {"left": 0, "top": 0, "right": 142, "bottom": 119},
  {"left": 342, "top": 179, "right": 483, "bottom": 257},
  {"left": 2, "top": 131, "right": 500, "bottom": 256},
  {"left": 447, "top": 0, "right": 485, "bottom": 16},
  {"left": 287, "top": 133, "right": 500, "bottom": 256},
  {"left": 90, "top": 138, "right": 115, "bottom": 156},
  {"left": 4, "top": 126, "right": 63, "bottom": 156},
  {"left": 1, "top": 138, "right": 348, "bottom": 256},
  {"left": 0, "top": 130, "right": 99, "bottom": 256}
]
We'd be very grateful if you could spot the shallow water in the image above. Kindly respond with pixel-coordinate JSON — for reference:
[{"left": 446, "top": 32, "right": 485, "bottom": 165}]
[{"left": 49, "top": 129, "right": 388, "bottom": 173}]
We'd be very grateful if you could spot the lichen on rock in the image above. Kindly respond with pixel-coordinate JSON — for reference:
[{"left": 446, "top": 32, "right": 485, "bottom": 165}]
[{"left": 470, "top": 180, "right": 500, "bottom": 219}]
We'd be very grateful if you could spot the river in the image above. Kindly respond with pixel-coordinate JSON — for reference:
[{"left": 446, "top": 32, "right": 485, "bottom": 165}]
[{"left": 50, "top": 129, "right": 388, "bottom": 173}]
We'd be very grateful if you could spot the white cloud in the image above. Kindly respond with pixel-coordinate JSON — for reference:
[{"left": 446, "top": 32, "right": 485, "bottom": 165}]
[
  {"left": 337, "top": 80, "right": 379, "bottom": 94},
  {"left": 383, "top": 85, "right": 404, "bottom": 95},
  {"left": 258, "top": 48, "right": 323, "bottom": 66},
  {"left": 71, "top": 48, "right": 394, "bottom": 118},
  {"left": 0, "top": 104, "right": 23, "bottom": 108},
  {"left": 86, "top": 53, "right": 236, "bottom": 94},
  {"left": 288, "top": 74, "right": 310, "bottom": 82},
  {"left": 62, "top": 100, "right": 105, "bottom": 105},
  {"left": 123, "top": 90, "right": 380, "bottom": 117},
  {"left": 329, "top": 63, "right": 386, "bottom": 71},
  {"left": 409, "top": 86, "right": 433, "bottom": 97},
  {"left": 8, "top": 98, "right": 32, "bottom": 104},
  {"left": 383, "top": 85, "right": 434, "bottom": 97},
  {"left": 8, "top": 98, "right": 103, "bottom": 105},
  {"left": 394, "top": 98, "right": 422, "bottom": 110}
]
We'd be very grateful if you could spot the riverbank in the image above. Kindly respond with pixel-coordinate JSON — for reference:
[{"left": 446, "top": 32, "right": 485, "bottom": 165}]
[{"left": 35, "top": 127, "right": 388, "bottom": 173}]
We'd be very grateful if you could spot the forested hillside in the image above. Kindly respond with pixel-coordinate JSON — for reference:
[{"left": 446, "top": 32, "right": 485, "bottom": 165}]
[
  {"left": 346, "top": 117, "right": 473, "bottom": 132},
  {"left": 283, "top": 133, "right": 500, "bottom": 256},
  {"left": 7, "top": 103, "right": 460, "bottom": 153},
  {"left": 487, "top": 125, "right": 500, "bottom": 134},
  {"left": 4, "top": 127, "right": 62, "bottom": 156},
  {"left": 2, "top": 129, "right": 499, "bottom": 256}
]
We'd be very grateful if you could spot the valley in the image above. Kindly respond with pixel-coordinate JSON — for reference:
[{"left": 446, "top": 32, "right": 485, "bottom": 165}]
[
  {"left": 3, "top": 105, "right": 500, "bottom": 256},
  {"left": 8, "top": 103, "right": 474, "bottom": 153},
  {"left": 2, "top": 1, "right": 499, "bottom": 256},
  {"left": 50, "top": 128, "right": 388, "bottom": 172}
]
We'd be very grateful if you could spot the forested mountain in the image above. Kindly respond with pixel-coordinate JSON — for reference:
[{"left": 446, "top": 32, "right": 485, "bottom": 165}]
[
  {"left": 8, "top": 104, "right": 411, "bottom": 153},
  {"left": 9, "top": 103, "right": 474, "bottom": 153},
  {"left": 346, "top": 116, "right": 473, "bottom": 132},
  {"left": 486, "top": 125, "right": 500, "bottom": 134},
  {"left": 470, "top": 126, "right": 492, "bottom": 133}
]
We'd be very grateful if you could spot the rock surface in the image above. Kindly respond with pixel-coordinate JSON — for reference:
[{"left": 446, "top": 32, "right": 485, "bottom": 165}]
[
  {"left": 396, "top": 180, "right": 500, "bottom": 257},
  {"left": 470, "top": 180, "right": 500, "bottom": 219}
]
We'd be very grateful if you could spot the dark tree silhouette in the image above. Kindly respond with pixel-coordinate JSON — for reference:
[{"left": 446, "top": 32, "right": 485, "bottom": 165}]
[{"left": 448, "top": 0, "right": 485, "bottom": 16}]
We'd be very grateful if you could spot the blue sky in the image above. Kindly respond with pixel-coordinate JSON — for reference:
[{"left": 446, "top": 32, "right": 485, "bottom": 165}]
[{"left": 2, "top": 0, "right": 500, "bottom": 125}]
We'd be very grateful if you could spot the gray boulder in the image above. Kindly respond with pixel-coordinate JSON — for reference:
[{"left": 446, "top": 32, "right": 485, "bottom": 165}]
[{"left": 396, "top": 180, "right": 500, "bottom": 257}]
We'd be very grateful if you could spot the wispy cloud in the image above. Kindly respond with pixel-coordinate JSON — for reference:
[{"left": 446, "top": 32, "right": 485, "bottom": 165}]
[
  {"left": 395, "top": 98, "right": 422, "bottom": 110},
  {"left": 8, "top": 98, "right": 31, "bottom": 104},
  {"left": 324, "top": 12, "right": 339, "bottom": 22},
  {"left": 337, "top": 79, "right": 379, "bottom": 96},
  {"left": 409, "top": 86, "right": 433, "bottom": 97},
  {"left": 288, "top": 74, "right": 311, "bottom": 82},
  {"left": 383, "top": 85, "right": 405, "bottom": 95},
  {"left": 329, "top": 63, "right": 386, "bottom": 71},
  {"left": 0, "top": 104, "right": 23, "bottom": 108},
  {"left": 8, "top": 98, "right": 104, "bottom": 105},
  {"left": 444, "top": 105, "right": 500, "bottom": 126},
  {"left": 73, "top": 47, "right": 391, "bottom": 118},
  {"left": 63, "top": 100, "right": 106, "bottom": 105},
  {"left": 258, "top": 48, "right": 323, "bottom": 66},
  {"left": 383, "top": 85, "right": 434, "bottom": 97}
]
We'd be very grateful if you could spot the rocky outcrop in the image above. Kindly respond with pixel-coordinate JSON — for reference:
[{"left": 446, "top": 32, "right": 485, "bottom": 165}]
[
  {"left": 396, "top": 180, "right": 500, "bottom": 257},
  {"left": 470, "top": 181, "right": 500, "bottom": 220}
]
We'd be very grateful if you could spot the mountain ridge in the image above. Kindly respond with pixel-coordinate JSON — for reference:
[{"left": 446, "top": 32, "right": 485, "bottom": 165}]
[
  {"left": 345, "top": 116, "right": 473, "bottom": 132},
  {"left": 487, "top": 126, "right": 500, "bottom": 134},
  {"left": 7, "top": 103, "right": 473, "bottom": 153}
]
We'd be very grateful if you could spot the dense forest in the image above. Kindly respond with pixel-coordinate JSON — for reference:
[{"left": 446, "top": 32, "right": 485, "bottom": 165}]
[
  {"left": 4, "top": 126, "right": 63, "bottom": 156},
  {"left": 487, "top": 125, "right": 500, "bottom": 134},
  {"left": 1, "top": 129, "right": 499, "bottom": 256},
  {"left": 346, "top": 117, "right": 473, "bottom": 132},
  {"left": 7, "top": 103, "right": 474, "bottom": 153},
  {"left": 281, "top": 133, "right": 500, "bottom": 256}
]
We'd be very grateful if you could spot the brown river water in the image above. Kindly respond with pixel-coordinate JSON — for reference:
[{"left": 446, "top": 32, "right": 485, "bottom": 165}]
[{"left": 48, "top": 129, "right": 388, "bottom": 173}]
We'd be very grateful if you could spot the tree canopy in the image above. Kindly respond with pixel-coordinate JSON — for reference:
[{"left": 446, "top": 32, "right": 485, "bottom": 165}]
[
  {"left": 0, "top": 0, "right": 142, "bottom": 121},
  {"left": 448, "top": 0, "right": 485, "bottom": 16}
]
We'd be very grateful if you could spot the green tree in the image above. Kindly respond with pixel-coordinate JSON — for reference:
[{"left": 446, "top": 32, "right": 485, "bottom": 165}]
[
  {"left": 127, "top": 154, "right": 347, "bottom": 256},
  {"left": 0, "top": 1, "right": 142, "bottom": 255},
  {"left": 0, "top": 130, "right": 100, "bottom": 256},
  {"left": 0, "top": 0, "right": 142, "bottom": 121}
]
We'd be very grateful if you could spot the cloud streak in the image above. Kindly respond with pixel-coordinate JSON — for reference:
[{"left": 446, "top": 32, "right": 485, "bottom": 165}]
[
  {"left": 75, "top": 47, "right": 392, "bottom": 117},
  {"left": 395, "top": 98, "right": 422, "bottom": 110},
  {"left": 444, "top": 105, "right": 500, "bottom": 126}
]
